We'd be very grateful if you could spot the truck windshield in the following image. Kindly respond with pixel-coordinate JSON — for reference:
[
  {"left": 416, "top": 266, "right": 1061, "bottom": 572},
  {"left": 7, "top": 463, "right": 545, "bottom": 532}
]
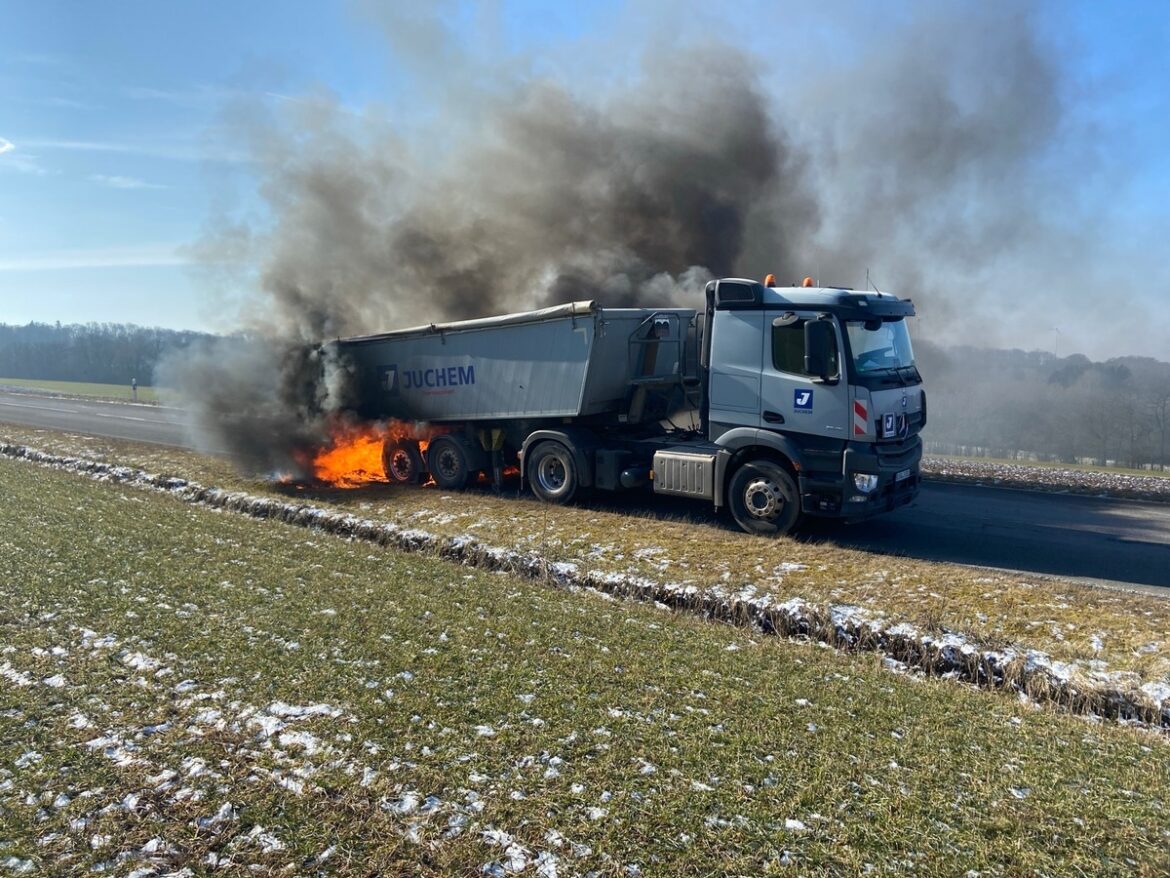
[{"left": 845, "top": 319, "right": 916, "bottom": 375}]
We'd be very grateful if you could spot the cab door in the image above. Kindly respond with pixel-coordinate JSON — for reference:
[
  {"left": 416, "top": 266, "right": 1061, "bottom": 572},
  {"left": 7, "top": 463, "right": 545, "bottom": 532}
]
[
  {"left": 758, "top": 311, "right": 849, "bottom": 439},
  {"left": 707, "top": 308, "right": 764, "bottom": 430}
]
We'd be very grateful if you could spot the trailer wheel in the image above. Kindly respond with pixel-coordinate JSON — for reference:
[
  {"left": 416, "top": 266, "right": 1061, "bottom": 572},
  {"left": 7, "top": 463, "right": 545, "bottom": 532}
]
[
  {"left": 382, "top": 438, "right": 424, "bottom": 485},
  {"left": 426, "top": 435, "right": 470, "bottom": 490},
  {"left": 728, "top": 460, "right": 800, "bottom": 536},
  {"left": 528, "top": 441, "right": 578, "bottom": 504}
]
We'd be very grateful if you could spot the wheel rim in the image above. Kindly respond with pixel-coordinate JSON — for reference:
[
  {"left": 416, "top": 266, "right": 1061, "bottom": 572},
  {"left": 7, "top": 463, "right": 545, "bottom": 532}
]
[
  {"left": 435, "top": 446, "right": 461, "bottom": 480},
  {"left": 536, "top": 454, "right": 567, "bottom": 494},
  {"left": 743, "top": 475, "right": 787, "bottom": 521},
  {"left": 388, "top": 448, "right": 415, "bottom": 481}
]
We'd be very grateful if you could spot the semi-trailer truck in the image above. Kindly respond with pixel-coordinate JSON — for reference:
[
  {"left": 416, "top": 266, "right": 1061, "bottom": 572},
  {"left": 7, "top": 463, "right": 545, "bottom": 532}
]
[{"left": 334, "top": 277, "right": 925, "bottom": 535}]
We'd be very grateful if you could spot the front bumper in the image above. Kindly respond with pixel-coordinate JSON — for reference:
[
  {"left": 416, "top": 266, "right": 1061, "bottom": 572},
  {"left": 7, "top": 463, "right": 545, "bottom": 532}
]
[{"left": 798, "top": 436, "right": 922, "bottom": 519}]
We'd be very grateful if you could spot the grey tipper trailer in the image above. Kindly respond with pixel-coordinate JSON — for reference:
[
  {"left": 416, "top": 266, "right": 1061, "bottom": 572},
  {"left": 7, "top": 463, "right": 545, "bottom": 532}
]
[
  {"left": 340, "top": 301, "right": 696, "bottom": 423},
  {"left": 333, "top": 278, "right": 925, "bottom": 536}
]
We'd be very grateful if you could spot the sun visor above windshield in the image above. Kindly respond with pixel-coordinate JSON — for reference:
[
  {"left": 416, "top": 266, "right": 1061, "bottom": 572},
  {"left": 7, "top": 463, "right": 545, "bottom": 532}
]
[{"left": 838, "top": 294, "right": 916, "bottom": 321}]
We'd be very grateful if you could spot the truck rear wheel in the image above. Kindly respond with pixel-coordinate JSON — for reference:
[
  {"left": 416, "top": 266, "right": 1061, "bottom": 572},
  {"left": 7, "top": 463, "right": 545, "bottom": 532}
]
[
  {"left": 728, "top": 460, "right": 800, "bottom": 536},
  {"left": 382, "top": 438, "right": 424, "bottom": 485},
  {"left": 528, "top": 441, "right": 578, "bottom": 504},
  {"left": 426, "top": 435, "right": 470, "bottom": 489}
]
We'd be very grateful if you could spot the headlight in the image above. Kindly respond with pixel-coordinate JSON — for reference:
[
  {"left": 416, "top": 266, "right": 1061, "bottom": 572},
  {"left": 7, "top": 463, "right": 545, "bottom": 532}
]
[{"left": 852, "top": 473, "right": 879, "bottom": 494}]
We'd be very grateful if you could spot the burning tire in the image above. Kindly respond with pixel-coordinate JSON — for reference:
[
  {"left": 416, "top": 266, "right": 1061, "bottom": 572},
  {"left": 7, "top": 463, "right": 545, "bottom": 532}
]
[
  {"left": 382, "top": 438, "right": 424, "bottom": 484},
  {"left": 426, "top": 435, "right": 471, "bottom": 490},
  {"left": 728, "top": 460, "right": 800, "bottom": 535},
  {"left": 527, "top": 441, "right": 578, "bottom": 504}
]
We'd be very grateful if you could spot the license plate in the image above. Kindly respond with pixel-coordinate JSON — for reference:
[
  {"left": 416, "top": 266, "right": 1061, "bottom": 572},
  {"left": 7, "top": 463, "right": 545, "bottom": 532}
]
[{"left": 895, "top": 468, "right": 911, "bottom": 482}]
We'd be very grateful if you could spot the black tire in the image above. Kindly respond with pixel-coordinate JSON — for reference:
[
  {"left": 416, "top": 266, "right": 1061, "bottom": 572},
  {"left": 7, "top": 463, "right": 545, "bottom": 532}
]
[
  {"left": 527, "top": 441, "right": 578, "bottom": 504},
  {"left": 426, "top": 435, "right": 471, "bottom": 490},
  {"left": 728, "top": 460, "right": 800, "bottom": 536},
  {"left": 382, "top": 438, "right": 424, "bottom": 484}
]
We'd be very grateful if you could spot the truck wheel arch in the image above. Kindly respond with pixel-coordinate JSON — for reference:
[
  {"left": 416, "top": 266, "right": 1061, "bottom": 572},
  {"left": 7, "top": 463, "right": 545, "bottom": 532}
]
[{"left": 712, "top": 428, "right": 804, "bottom": 502}]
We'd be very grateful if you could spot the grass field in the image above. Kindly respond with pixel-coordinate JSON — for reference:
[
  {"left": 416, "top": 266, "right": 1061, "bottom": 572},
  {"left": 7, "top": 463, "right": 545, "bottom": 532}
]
[
  {"left": 921, "top": 455, "right": 1170, "bottom": 505},
  {"left": 1, "top": 456, "right": 1168, "bottom": 876},
  {"left": 3, "top": 422, "right": 1169, "bottom": 696},
  {"left": 929, "top": 453, "right": 1170, "bottom": 480},
  {"left": 0, "top": 377, "right": 161, "bottom": 404}
]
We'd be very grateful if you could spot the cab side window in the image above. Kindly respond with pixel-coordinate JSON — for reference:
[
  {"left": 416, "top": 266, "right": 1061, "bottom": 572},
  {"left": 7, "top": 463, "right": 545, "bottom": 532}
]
[{"left": 771, "top": 320, "right": 839, "bottom": 378}]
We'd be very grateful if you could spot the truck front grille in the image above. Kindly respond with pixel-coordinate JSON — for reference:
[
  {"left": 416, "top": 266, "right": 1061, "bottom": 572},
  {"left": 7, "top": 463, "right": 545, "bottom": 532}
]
[{"left": 875, "top": 435, "right": 922, "bottom": 471}]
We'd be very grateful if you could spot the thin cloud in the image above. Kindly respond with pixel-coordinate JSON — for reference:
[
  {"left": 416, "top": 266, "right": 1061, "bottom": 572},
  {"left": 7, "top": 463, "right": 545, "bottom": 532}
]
[
  {"left": 125, "top": 84, "right": 365, "bottom": 118},
  {"left": 25, "top": 138, "right": 138, "bottom": 152},
  {"left": 5, "top": 95, "right": 95, "bottom": 110},
  {"left": 11, "top": 52, "right": 68, "bottom": 66},
  {"left": 89, "top": 173, "right": 168, "bottom": 190},
  {"left": 42, "top": 96, "right": 93, "bottom": 110},
  {"left": 21, "top": 138, "right": 250, "bottom": 164},
  {"left": 125, "top": 85, "right": 195, "bottom": 101},
  {"left": 0, "top": 138, "right": 49, "bottom": 175},
  {"left": 0, "top": 245, "right": 190, "bottom": 272},
  {"left": 123, "top": 84, "right": 224, "bottom": 106}
]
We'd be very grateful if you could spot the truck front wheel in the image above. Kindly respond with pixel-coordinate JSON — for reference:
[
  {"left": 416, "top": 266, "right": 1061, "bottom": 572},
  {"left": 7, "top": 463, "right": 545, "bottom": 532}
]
[
  {"left": 528, "top": 441, "right": 578, "bottom": 504},
  {"left": 382, "top": 438, "right": 424, "bottom": 485},
  {"left": 728, "top": 460, "right": 800, "bottom": 536}
]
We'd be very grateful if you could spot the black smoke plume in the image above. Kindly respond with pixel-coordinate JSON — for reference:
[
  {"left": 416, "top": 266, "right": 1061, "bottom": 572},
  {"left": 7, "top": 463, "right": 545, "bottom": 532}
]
[
  {"left": 228, "top": 50, "right": 808, "bottom": 340},
  {"left": 171, "top": 45, "right": 812, "bottom": 472},
  {"left": 172, "top": 2, "right": 1093, "bottom": 474}
]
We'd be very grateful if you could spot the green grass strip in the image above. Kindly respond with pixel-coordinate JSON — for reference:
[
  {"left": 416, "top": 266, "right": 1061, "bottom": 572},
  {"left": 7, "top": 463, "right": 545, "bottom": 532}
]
[
  {"left": 0, "top": 454, "right": 1168, "bottom": 875},
  {"left": 0, "top": 377, "right": 161, "bottom": 404}
]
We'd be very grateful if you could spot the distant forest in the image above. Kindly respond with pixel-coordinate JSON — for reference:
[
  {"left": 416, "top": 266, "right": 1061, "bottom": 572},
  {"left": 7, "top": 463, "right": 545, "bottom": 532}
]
[
  {"left": 917, "top": 343, "right": 1170, "bottom": 470},
  {"left": 2, "top": 321, "right": 1168, "bottom": 470},
  {"left": 0, "top": 322, "right": 215, "bottom": 387}
]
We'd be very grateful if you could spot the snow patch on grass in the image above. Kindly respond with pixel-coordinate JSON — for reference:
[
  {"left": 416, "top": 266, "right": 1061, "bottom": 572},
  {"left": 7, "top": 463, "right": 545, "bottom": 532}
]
[{"left": 3, "top": 442, "right": 1167, "bottom": 729}]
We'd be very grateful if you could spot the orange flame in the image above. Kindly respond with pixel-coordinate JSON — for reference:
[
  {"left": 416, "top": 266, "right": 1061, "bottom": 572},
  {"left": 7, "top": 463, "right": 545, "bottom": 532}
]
[
  {"left": 306, "top": 418, "right": 441, "bottom": 488},
  {"left": 311, "top": 421, "right": 390, "bottom": 487}
]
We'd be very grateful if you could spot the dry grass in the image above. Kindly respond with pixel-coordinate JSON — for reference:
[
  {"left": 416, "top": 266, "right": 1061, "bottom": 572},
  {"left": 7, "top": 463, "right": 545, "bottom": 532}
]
[
  {"left": 2, "top": 422, "right": 1169, "bottom": 691},
  {"left": 923, "top": 455, "right": 1170, "bottom": 504},
  {"left": 930, "top": 453, "right": 1170, "bottom": 481},
  {"left": 0, "top": 377, "right": 162, "bottom": 404},
  {"left": 1, "top": 456, "right": 1169, "bottom": 876}
]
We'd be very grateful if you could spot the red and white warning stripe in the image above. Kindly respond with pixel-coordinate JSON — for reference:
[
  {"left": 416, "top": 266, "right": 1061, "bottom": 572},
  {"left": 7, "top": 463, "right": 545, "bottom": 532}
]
[{"left": 853, "top": 400, "right": 868, "bottom": 436}]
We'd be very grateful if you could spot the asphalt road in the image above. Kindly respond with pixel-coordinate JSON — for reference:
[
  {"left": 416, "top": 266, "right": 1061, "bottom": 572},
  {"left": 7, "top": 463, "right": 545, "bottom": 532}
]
[
  {"left": 0, "top": 390, "right": 190, "bottom": 447},
  {"left": 806, "top": 482, "right": 1170, "bottom": 591},
  {"left": 3, "top": 388, "right": 1169, "bottom": 591}
]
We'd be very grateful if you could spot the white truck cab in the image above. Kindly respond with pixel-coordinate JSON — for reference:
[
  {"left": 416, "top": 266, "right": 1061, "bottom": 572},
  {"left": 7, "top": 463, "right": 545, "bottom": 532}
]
[{"left": 697, "top": 278, "right": 924, "bottom": 532}]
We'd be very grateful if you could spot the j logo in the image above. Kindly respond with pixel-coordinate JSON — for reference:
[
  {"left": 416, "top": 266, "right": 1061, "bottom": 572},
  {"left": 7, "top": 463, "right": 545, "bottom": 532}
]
[{"left": 381, "top": 365, "right": 398, "bottom": 394}]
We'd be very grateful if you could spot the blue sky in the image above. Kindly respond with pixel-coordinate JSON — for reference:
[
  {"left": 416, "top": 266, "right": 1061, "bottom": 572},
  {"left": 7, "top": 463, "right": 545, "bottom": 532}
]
[
  {"left": 1, "top": 1, "right": 1167, "bottom": 356},
  {"left": 0, "top": 2, "right": 392, "bottom": 330},
  {"left": 0, "top": 2, "right": 530, "bottom": 331}
]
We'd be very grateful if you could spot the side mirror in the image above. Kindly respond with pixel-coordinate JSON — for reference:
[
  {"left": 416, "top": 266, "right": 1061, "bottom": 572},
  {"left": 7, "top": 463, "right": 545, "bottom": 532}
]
[{"left": 804, "top": 319, "right": 836, "bottom": 381}]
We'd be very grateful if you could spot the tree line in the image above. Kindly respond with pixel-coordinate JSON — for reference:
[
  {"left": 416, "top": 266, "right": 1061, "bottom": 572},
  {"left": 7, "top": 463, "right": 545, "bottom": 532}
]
[
  {"left": 0, "top": 322, "right": 216, "bottom": 387},
  {"left": 3, "top": 321, "right": 1168, "bottom": 469},
  {"left": 917, "top": 342, "right": 1170, "bottom": 470}
]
